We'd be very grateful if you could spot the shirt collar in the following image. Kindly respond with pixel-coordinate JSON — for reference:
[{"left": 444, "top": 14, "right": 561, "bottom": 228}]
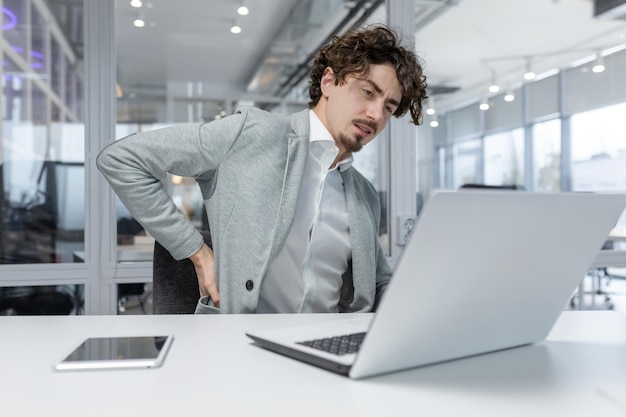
[{"left": 308, "top": 110, "right": 353, "bottom": 172}]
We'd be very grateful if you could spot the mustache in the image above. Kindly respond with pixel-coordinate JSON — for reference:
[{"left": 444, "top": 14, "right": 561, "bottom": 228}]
[{"left": 353, "top": 118, "right": 377, "bottom": 136}]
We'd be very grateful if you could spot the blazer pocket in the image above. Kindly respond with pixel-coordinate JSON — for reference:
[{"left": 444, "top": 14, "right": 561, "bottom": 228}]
[{"left": 195, "top": 295, "right": 221, "bottom": 314}]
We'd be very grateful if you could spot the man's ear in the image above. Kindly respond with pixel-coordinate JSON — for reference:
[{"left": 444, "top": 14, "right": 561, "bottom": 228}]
[{"left": 320, "top": 67, "right": 336, "bottom": 97}]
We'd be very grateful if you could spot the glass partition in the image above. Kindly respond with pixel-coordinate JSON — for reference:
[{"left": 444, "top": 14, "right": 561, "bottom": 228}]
[
  {"left": 452, "top": 139, "right": 481, "bottom": 188},
  {"left": 570, "top": 102, "right": 626, "bottom": 192},
  {"left": 1, "top": 0, "right": 85, "bottom": 265},
  {"left": 0, "top": 284, "right": 83, "bottom": 315},
  {"left": 483, "top": 129, "right": 524, "bottom": 187},
  {"left": 571, "top": 102, "right": 626, "bottom": 238},
  {"left": 532, "top": 119, "right": 561, "bottom": 191}
]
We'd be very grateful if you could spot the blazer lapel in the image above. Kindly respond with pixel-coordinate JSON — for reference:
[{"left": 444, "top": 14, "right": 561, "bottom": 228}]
[
  {"left": 342, "top": 169, "right": 377, "bottom": 311},
  {"left": 268, "top": 110, "right": 309, "bottom": 260}
]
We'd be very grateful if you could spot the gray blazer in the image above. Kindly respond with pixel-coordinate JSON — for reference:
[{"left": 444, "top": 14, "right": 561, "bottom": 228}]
[{"left": 97, "top": 107, "right": 391, "bottom": 314}]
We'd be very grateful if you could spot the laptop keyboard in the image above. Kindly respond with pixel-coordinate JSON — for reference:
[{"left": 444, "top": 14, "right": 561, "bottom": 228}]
[{"left": 297, "top": 332, "right": 366, "bottom": 356}]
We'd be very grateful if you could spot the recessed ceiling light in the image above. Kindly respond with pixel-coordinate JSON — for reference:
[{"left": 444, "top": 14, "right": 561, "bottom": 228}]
[
  {"left": 237, "top": 6, "right": 249, "bottom": 15},
  {"left": 133, "top": 18, "right": 145, "bottom": 28},
  {"left": 592, "top": 53, "right": 605, "bottom": 73},
  {"left": 523, "top": 71, "right": 536, "bottom": 80},
  {"left": 130, "top": 0, "right": 142, "bottom": 8},
  {"left": 231, "top": 25, "right": 242, "bottom": 34}
]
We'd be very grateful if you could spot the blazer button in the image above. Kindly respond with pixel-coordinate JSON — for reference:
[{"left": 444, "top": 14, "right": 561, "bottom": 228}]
[{"left": 245, "top": 280, "right": 254, "bottom": 291}]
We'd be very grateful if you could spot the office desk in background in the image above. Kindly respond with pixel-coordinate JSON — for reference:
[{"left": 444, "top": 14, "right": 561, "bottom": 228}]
[
  {"left": 1, "top": 312, "right": 625, "bottom": 416},
  {"left": 73, "top": 235, "right": 155, "bottom": 263},
  {"left": 591, "top": 227, "right": 626, "bottom": 269}
]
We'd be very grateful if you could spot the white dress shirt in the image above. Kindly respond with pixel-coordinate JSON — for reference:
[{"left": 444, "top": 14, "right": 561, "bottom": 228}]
[{"left": 257, "top": 111, "right": 353, "bottom": 313}]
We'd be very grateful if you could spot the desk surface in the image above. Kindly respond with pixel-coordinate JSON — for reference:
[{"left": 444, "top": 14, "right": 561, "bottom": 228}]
[{"left": 1, "top": 311, "right": 625, "bottom": 416}]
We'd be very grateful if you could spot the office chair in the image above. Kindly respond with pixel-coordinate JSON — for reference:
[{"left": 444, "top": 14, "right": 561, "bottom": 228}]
[
  {"left": 587, "top": 240, "right": 626, "bottom": 309},
  {"left": 152, "top": 231, "right": 212, "bottom": 314}
]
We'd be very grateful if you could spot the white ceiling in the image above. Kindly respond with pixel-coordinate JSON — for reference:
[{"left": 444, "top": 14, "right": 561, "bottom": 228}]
[
  {"left": 115, "top": 0, "right": 301, "bottom": 92},
  {"left": 417, "top": 0, "right": 626, "bottom": 111},
  {"left": 113, "top": 0, "right": 626, "bottom": 118}
]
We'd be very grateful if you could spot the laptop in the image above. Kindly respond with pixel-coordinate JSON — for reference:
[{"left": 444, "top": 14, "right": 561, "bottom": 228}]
[{"left": 246, "top": 190, "right": 626, "bottom": 379}]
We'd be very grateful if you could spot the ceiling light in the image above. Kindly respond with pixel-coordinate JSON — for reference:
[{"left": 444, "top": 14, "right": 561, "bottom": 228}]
[
  {"left": 237, "top": 6, "right": 249, "bottom": 15},
  {"left": 592, "top": 54, "right": 605, "bottom": 73},
  {"left": 130, "top": 0, "right": 143, "bottom": 7},
  {"left": 425, "top": 98, "right": 436, "bottom": 115},
  {"left": 488, "top": 72, "right": 499, "bottom": 93},
  {"left": 479, "top": 97, "right": 490, "bottom": 111},
  {"left": 430, "top": 118, "right": 439, "bottom": 128},
  {"left": 523, "top": 58, "right": 535, "bottom": 80},
  {"left": 133, "top": 18, "right": 145, "bottom": 28},
  {"left": 504, "top": 89, "right": 515, "bottom": 102},
  {"left": 230, "top": 25, "right": 242, "bottom": 34}
]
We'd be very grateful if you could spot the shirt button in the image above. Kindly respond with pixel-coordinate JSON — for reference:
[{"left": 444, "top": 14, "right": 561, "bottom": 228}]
[{"left": 245, "top": 280, "right": 254, "bottom": 291}]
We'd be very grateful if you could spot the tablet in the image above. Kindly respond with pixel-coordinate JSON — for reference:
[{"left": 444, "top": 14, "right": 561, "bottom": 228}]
[{"left": 53, "top": 335, "right": 174, "bottom": 371}]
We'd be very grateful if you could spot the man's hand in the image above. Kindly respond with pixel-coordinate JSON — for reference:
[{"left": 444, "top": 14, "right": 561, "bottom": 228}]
[{"left": 189, "top": 242, "right": 220, "bottom": 308}]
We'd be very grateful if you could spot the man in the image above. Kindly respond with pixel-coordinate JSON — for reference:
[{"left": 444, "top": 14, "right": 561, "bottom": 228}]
[{"left": 97, "top": 24, "right": 427, "bottom": 314}]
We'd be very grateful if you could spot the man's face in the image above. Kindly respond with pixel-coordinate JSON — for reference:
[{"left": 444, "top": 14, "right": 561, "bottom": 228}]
[{"left": 318, "top": 63, "right": 402, "bottom": 154}]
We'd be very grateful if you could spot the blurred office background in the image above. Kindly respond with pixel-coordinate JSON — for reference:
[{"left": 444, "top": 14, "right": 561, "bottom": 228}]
[{"left": 0, "top": 0, "right": 625, "bottom": 316}]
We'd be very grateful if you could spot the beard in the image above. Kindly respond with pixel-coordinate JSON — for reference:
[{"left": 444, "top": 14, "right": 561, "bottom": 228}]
[
  {"left": 339, "top": 132, "right": 365, "bottom": 153},
  {"left": 338, "top": 119, "right": 378, "bottom": 153}
]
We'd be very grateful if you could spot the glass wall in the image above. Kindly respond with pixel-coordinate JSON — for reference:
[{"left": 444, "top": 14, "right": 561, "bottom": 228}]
[
  {"left": 483, "top": 128, "right": 524, "bottom": 187},
  {"left": 0, "top": 284, "right": 83, "bottom": 315},
  {"left": 570, "top": 103, "right": 626, "bottom": 192},
  {"left": 0, "top": 0, "right": 85, "bottom": 314},
  {"left": 532, "top": 119, "right": 561, "bottom": 192},
  {"left": 1, "top": 0, "right": 84, "bottom": 265},
  {"left": 452, "top": 139, "right": 481, "bottom": 188}
]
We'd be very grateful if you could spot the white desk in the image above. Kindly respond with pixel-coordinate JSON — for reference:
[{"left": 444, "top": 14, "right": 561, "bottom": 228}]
[{"left": 1, "top": 311, "right": 625, "bottom": 416}]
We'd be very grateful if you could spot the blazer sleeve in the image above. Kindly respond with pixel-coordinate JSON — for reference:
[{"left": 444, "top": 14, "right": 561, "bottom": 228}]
[{"left": 96, "top": 111, "right": 247, "bottom": 260}]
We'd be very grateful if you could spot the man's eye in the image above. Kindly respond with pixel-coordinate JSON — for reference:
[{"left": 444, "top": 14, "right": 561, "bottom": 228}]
[
  {"left": 385, "top": 106, "right": 393, "bottom": 113},
  {"left": 363, "top": 89, "right": 372, "bottom": 96}
]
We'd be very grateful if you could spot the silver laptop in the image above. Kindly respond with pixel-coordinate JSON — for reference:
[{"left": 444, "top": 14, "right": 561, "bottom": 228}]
[{"left": 246, "top": 190, "right": 626, "bottom": 379}]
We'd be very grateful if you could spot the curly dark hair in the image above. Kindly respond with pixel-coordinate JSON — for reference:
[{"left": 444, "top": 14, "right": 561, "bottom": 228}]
[{"left": 308, "top": 24, "right": 428, "bottom": 125}]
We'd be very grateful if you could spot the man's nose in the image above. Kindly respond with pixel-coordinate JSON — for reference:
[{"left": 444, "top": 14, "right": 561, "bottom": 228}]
[{"left": 365, "top": 100, "right": 384, "bottom": 122}]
